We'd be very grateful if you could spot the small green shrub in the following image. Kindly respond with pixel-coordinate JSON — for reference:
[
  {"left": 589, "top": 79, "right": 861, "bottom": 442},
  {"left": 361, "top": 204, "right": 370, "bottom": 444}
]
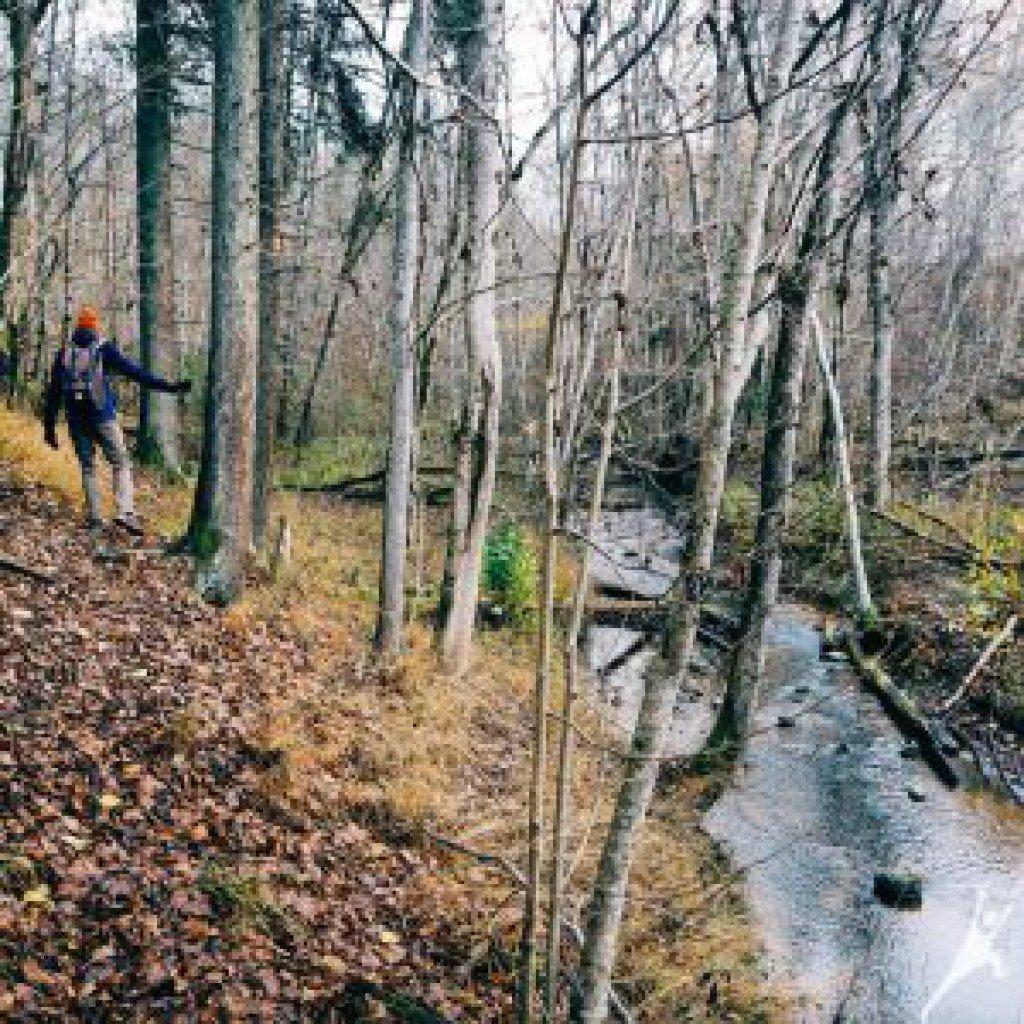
[
  {"left": 719, "top": 481, "right": 758, "bottom": 551},
  {"left": 483, "top": 523, "right": 538, "bottom": 623}
]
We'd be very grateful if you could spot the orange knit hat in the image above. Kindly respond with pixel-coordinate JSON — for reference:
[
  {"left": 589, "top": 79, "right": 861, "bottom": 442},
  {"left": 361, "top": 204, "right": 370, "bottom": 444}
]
[{"left": 76, "top": 305, "right": 101, "bottom": 332}]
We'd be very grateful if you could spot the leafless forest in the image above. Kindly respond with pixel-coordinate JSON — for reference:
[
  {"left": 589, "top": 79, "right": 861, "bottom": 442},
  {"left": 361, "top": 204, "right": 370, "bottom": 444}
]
[{"left": 1, "top": 0, "right": 1023, "bottom": 1020}]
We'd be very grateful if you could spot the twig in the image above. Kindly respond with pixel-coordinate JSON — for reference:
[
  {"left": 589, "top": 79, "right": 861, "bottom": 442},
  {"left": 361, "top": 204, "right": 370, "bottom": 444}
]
[
  {"left": 424, "top": 830, "right": 635, "bottom": 1024},
  {"left": 862, "top": 505, "right": 1023, "bottom": 570},
  {"left": 940, "top": 614, "right": 1019, "bottom": 714},
  {"left": 0, "top": 553, "right": 55, "bottom": 583}
]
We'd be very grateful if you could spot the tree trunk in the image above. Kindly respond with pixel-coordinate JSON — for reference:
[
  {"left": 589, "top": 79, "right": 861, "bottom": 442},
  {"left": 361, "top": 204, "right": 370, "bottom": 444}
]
[
  {"left": 190, "top": 0, "right": 261, "bottom": 605},
  {"left": 440, "top": 0, "right": 503, "bottom": 674},
  {"left": 252, "top": 0, "right": 285, "bottom": 548},
  {"left": 376, "top": 0, "right": 430, "bottom": 653},
  {"left": 61, "top": 0, "right": 78, "bottom": 345},
  {"left": 546, "top": 141, "right": 645, "bottom": 1023},
  {"left": 0, "top": 2, "right": 43, "bottom": 345},
  {"left": 711, "top": 271, "right": 815, "bottom": 746},
  {"left": 811, "top": 308, "right": 873, "bottom": 617},
  {"left": 867, "top": 191, "right": 894, "bottom": 509},
  {"left": 136, "top": 0, "right": 178, "bottom": 467},
  {"left": 520, "top": 9, "right": 593, "bottom": 1019},
  {"left": 576, "top": 2, "right": 799, "bottom": 1017}
]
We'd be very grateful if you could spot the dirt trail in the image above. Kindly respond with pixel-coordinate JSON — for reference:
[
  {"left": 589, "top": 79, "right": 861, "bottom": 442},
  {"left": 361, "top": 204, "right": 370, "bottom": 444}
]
[{"left": 0, "top": 469, "right": 512, "bottom": 1021}]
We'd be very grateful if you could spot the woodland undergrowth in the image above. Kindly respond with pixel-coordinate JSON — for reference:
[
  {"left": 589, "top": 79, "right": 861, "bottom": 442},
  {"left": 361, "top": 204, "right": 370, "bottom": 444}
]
[{"left": 0, "top": 403, "right": 784, "bottom": 1022}]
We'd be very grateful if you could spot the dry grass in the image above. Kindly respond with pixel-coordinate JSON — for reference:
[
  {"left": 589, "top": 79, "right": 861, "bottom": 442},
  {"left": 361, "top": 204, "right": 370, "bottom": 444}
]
[
  {"left": 0, "top": 403, "right": 84, "bottom": 502},
  {"left": 1, "top": 400, "right": 780, "bottom": 1022}
]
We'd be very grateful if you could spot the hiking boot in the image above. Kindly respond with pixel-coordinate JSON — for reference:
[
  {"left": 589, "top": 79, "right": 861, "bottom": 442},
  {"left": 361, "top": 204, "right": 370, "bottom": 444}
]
[{"left": 113, "top": 514, "right": 144, "bottom": 537}]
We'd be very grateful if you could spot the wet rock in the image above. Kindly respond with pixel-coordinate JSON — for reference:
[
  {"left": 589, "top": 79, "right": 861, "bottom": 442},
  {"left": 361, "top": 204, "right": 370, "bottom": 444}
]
[
  {"left": 900, "top": 744, "right": 921, "bottom": 760},
  {"left": 777, "top": 715, "right": 798, "bottom": 729},
  {"left": 907, "top": 785, "right": 927, "bottom": 803},
  {"left": 835, "top": 741, "right": 850, "bottom": 755},
  {"left": 792, "top": 685, "right": 811, "bottom": 699},
  {"left": 873, "top": 871, "right": 923, "bottom": 909}
]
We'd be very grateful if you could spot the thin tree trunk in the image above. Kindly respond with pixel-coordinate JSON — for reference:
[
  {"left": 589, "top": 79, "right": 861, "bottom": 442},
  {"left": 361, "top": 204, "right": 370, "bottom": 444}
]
[
  {"left": 546, "top": 141, "right": 645, "bottom": 1023},
  {"left": 376, "top": 0, "right": 430, "bottom": 653},
  {"left": 710, "top": 271, "right": 816, "bottom": 746},
  {"left": 520, "top": 8, "right": 595, "bottom": 1020},
  {"left": 190, "top": 0, "right": 261, "bottom": 605},
  {"left": 1, "top": 2, "right": 46, "bottom": 358},
  {"left": 252, "top": 0, "right": 285, "bottom": 548},
  {"left": 710, "top": 0, "right": 859, "bottom": 749},
  {"left": 62, "top": 0, "right": 78, "bottom": 345},
  {"left": 867, "top": 195, "right": 894, "bottom": 509},
  {"left": 440, "top": 0, "right": 503, "bottom": 674},
  {"left": 811, "top": 308, "right": 873, "bottom": 617}
]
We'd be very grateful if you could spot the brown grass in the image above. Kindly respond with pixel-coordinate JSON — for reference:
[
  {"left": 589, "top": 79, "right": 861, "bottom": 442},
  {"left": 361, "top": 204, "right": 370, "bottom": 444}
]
[{"left": 1, "top": 401, "right": 781, "bottom": 1022}]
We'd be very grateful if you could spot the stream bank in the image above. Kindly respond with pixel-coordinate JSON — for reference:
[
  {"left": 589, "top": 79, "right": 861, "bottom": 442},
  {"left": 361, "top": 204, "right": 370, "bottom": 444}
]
[{"left": 584, "top": 494, "right": 1024, "bottom": 1024}]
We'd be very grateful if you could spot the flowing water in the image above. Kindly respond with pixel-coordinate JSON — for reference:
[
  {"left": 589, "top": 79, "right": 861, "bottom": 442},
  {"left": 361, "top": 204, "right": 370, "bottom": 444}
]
[{"left": 586, "top": 497, "right": 1024, "bottom": 1024}]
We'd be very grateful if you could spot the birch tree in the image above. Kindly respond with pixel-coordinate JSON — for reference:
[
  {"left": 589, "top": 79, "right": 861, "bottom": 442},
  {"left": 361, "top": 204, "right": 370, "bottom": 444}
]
[
  {"left": 376, "top": 0, "right": 431, "bottom": 653},
  {"left": 576, "top": 1, "right": 802, "bottom": 1015},
  {"left": 711, "top": 34, "right": 860, "bottom": 746}
]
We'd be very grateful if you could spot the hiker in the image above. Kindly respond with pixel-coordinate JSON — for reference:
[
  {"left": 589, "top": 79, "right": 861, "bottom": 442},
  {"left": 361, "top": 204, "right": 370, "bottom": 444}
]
[{"left": 43, "top": 305, "right": 191, "bottom": 535}]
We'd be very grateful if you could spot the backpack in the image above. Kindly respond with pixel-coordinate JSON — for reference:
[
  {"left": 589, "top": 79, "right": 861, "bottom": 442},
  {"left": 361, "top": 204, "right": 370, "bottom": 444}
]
[{"left": 62, "top": 338, "right": 106, "bottom": 413}]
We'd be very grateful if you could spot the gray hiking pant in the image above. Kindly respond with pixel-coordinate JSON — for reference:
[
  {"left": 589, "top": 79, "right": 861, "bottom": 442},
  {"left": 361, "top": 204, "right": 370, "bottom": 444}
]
[{"left": 68, "top": 412, "right": 135, "bottom": 522}]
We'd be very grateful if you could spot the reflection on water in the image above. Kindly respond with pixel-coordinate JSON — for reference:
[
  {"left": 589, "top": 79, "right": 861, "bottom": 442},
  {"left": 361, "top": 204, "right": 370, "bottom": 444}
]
[
  {"left": 582, "top": 497, "right": 1024, "bottom": 1023},
  {"left": 705, "top": 613, "right": 1024, "bottom": 1024}
]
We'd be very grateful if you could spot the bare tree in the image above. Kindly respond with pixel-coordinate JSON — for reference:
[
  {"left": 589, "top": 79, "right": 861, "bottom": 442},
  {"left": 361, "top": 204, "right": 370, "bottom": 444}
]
[
  {"left": 252, "top": 0, "right": 285, "bottom": 547},
  {"left": 440, "top": 0, "right": 504, "bottom": 673},
  {"left": 575, "top": 1, "right": 801, "bottom": 1015},
  {"left": 377, "top": 0, "right": 431, "bottom": 653}
]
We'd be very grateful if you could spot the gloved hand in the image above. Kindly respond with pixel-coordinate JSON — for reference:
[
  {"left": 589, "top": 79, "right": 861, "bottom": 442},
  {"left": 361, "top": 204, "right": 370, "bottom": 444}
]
[
  {"left": 175, "top": 379, "right": 193, "bottom": 395},
  {"left": 45, "top": 428, "right": 59, "bottom": 450}
]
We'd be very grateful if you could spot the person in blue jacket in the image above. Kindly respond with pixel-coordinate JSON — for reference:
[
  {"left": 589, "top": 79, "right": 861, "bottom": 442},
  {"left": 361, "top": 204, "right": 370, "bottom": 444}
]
[{"left": 44, "top": 305, "right": 191, "bottom": 534}]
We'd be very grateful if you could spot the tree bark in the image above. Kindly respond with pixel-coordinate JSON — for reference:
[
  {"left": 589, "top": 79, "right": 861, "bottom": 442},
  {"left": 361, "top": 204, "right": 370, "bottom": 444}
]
[
  {"left": 190, "top": 0, "right": 261, "bottom": 605},
  {"left": 252, "top": 0, "right": 285, "bottom": 547},
  {"left": 440, "top": 0, "right": 503, "bottom": 674},
  {"left": 376, "top": 0, "right": 430, "bottom": 653},
  {"left": 576, "top": 1, "right": 799, "bottom": 1016},
  {"left": 811, "top": 308, "right": 874, "bottom": 617},
  {"left": 520, "top": 8, "right": 594, "bottom": 1019},
  {"left": 136, "top": 0, "right": 177, "bottom": 467},
  {"left": 1, "top": 2, "right": 47, "bottom": 346},
  {"left": 546, "top": 141, "right": 645, "bottom": 1023}
]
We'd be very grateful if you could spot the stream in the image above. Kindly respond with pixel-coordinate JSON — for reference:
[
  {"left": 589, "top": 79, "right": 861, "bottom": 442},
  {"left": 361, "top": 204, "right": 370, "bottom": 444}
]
[{"left": 586, "top": 496, "right": 1024, "bottom": 1024}]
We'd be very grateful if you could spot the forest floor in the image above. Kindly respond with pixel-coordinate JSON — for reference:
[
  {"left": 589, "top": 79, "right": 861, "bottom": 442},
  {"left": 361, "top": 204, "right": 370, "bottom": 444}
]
[{"left": 0, "top": 404, "right": 783, "bottom": 1023}]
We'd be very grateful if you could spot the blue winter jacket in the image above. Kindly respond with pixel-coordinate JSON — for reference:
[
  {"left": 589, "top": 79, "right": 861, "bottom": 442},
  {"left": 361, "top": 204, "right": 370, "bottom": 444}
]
[{"left": 44, "top": 327, "right": 178, "bottom": 432}]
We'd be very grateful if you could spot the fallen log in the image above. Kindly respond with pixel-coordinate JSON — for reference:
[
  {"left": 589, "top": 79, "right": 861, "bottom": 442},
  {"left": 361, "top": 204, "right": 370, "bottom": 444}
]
[
  {"left": 862, "top": 505, "right": 1023, "bottom": 570},
  {"left": 899, "top": 446, "right": 1024, "bottom": 472},
  {"left": 585, "top": 598, "right": 734, "bottom": 651},
  {"left": 0, "top": 552, "right": 55, "bottom": 583},
  {"left": 844, "top": 635, "right": 970, "bottom": 790}
]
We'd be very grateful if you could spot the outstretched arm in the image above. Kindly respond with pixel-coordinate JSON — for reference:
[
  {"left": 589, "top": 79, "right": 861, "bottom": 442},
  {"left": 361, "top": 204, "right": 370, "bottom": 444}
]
[{"left": 103, "top": 342, "right": 186, "bottom": 393}]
